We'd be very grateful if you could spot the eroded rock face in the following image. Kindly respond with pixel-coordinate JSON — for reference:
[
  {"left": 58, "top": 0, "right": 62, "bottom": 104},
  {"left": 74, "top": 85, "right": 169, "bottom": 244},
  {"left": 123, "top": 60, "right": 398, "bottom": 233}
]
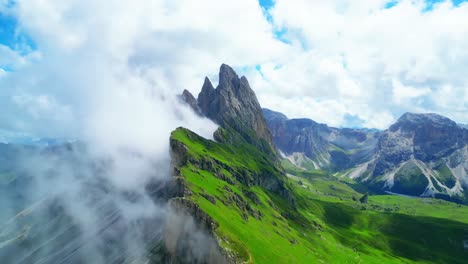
[
  {"left": 179, "top": 89, "right": 202, "bottom": 116},
  {"left": 197, "top": 64, "right": 275, "bottom": 152},
  {"left": 267, "top": 116, "right": 330, "bottom": 160},
  {"left": 169, "top": 128, "right": 294, "bottom": 206},
  {"left": 263, "top": 108, "right": 380, "bottom": 171},
  {"left": 161, "top": 198, "right": 228, "bottom": 264},
  {"left": 374, "top": 113, "right": 467, "bottom": 176},
  {"left": 169, "top": 198, "right": 219, "bottom": 232},
  {"left": 347, "top": 113, "right": 468, "bottom": 201}
]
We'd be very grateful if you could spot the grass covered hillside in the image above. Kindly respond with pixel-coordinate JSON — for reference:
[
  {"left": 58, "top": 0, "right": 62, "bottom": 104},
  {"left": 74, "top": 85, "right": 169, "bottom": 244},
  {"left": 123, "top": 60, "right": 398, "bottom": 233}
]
[{"left": 170, "top": 127, "right": 468, "bottom": 264}]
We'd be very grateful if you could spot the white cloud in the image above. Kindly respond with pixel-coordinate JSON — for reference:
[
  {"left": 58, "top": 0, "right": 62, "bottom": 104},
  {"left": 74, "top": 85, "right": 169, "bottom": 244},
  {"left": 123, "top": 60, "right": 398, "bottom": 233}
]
[
  {"left": 249, "top": 0, "right": 468, "bottom": 128},
  {"left": 0, "top": 44, "right": 23, "bottom": 67},
  {"left": 1, "top": 0, "right": 288, "bottom": 136},
  {"left": 1, "top": 0, "right": 467, "bottom": 134},
  {"left": 392, "top": 80, "right": 431, "bottom": 105},
  {"left": 12, "top": 93, "right": 73, "bottom": 121}
]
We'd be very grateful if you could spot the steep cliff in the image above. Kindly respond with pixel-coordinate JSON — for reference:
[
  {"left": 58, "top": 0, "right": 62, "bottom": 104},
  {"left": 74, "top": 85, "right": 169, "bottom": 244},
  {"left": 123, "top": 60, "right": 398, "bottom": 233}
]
[
  {"left": 345, "top": 113, "right": 468, "bottom": 201},
  {"left": 263, "top": 108, "right": 380, "bottom": 171}
]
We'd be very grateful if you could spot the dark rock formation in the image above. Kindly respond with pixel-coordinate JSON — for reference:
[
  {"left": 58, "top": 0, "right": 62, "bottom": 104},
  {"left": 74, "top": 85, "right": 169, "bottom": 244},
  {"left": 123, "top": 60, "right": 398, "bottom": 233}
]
[
  {"left": 179, "top": 89, "right": 202, "bottom": 115},
  {"left": 359, "top": 193, "right": 369, "bottom": 204},
  {"left": 348, "top": 112, "right": 468, "bottom": 201},
  {"left": 168, "top": 126, "right": 293, "bottom": 263},
  {"left": 169, "top": 127, "right": 294, "bottom": 207},
  {"left": 373, "top": 113, "right": 467, "bottom": 176},
  {"left": 263, "top": 108, "right": 380, "bottom": 171},
  {"left": 196, "top": 64, "right": 275, "bottom": 153},
  {"left": 169, "top": 198, "right": 219, "bottom": 232}
]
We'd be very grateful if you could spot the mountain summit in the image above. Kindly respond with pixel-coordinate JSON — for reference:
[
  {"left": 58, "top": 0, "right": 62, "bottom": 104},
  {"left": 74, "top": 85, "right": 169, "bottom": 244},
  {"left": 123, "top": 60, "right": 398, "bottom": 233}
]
[
  {"left": 346, "top": 112, "right": 468, "bottom": 200},
  {"left": 198, "top": 64, "right": 274, "bottom": 149},
  {"left": 182, "top": 64, "right": 275, "bottom": 153},
  {"left": 263, "top": 108, "right": 380, "bottom": 171}
]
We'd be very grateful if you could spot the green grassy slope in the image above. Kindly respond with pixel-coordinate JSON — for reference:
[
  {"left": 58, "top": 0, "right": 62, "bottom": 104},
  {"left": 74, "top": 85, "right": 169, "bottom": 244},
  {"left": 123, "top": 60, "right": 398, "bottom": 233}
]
[
  {"left": 171, "top": 127, "right": 468, "bottom": 264},
  {"left": 434, "top": 162, "right": 457, "bottom": 189},
  {"left": 392, "top": 161, "right": 429, "bottom": 196}
]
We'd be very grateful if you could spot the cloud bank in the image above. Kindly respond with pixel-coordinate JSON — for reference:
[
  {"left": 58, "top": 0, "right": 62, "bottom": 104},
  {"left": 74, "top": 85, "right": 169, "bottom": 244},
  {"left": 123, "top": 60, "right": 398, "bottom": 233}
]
[
  {"left": 253, "top": 0, "right": 468, "bottom": 128},
  {"left": 0, "top": 0, "right": 223, "bottom": 262},
  {"left": 1, "top": 0, "right": 467, "bottom": 132}
]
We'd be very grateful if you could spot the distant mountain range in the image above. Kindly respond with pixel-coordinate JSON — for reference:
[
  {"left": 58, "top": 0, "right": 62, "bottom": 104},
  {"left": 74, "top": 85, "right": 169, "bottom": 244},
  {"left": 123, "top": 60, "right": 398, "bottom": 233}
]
[
  {"left": 263, "top": 108, "right": 380, "bottom": 172},
  {"left": 263, "top": 108, "right": 468, "bottom": 201},
  {"left": 0, "top": 129, "right": 74, "bottom": 146},
  {"left": 179, "top": 66, "right": 468, "bottom": 203},
  {"left": 345, "top": 112, "right": 468, "bottom": 201}
]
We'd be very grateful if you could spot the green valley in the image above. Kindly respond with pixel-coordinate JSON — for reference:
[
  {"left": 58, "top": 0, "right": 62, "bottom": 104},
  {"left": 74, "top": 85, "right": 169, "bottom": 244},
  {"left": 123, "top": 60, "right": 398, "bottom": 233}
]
[{"left": 170, "top": 127, "right": 468, "bottom": 264}]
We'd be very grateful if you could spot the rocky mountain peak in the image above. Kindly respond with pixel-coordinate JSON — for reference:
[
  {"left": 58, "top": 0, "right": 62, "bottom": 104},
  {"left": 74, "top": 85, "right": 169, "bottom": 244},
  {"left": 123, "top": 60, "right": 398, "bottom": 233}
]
[
  {"left": 345, "top": 112, "right": 468, "bottom": 200},
  {"left": 378, "top": 113, "right": 466, "bottom": 164},
  {"left": 181, "top": 89, "right": 196, "bottom": 100},
  {"left": 201, "top": 76, "right": 215, "bottom": 93},
  {"left": 179, "top": 89, "right": 202, "bottom": 115},
  {"left": 219, "top": 63, "right": 240, "bottom": 89},
  {"left": 194, "top": 64, "right": 275, "bottom": 153},
  {"left": 263, "top": 108, "right": 380, "bottom": 171},
  {"left": 391, "top": 112, "right": 458, "bottom": 132},
  {"left": 263, "top": 108, "right": 288, "bottom": 122},
  {"left": 198, "top": 77, "right": 215, "bottom": 115}
]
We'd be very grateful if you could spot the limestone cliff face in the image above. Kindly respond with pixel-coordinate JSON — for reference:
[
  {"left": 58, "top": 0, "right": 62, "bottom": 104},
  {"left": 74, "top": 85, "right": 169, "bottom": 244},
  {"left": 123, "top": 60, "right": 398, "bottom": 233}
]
[
  {"left": 197, "top": 64, "right": 275, "bottom": 152},
  {"left": 264, "top": 108, "right": 468, "bottom": 202},
  {"left": 346, "top": 113, "right": 468, "bottom": 201},
  {"left": 168, "top": 127, "right": 294, "bottom": 263},
  {"left": 179, "top": 89, "right": 202, "bottom": 116},
  {"left": 263, "top": 108, "right": 380, "bottom": 171},
  {"left": 373, "top": 113, "right": 466, "bottom": 175}
]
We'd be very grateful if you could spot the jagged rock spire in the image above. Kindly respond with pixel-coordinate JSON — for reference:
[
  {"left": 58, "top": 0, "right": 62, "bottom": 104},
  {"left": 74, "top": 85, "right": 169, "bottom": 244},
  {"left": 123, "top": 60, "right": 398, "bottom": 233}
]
[
  {"left": 196, "top": 64, "right": 275, "bottom": 152},
  {"left": 198, "top": 77, "right": 215, "bottom": 115},
  {"left": 179, "top": 89, "right": 202, "bottom": 115}
]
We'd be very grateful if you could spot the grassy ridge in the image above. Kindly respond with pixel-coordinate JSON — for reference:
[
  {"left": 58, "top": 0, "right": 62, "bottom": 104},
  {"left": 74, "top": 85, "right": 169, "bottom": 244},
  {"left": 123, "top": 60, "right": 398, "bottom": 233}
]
[{"left": 171, "top": 127, "right": 468, "bottom": 263}]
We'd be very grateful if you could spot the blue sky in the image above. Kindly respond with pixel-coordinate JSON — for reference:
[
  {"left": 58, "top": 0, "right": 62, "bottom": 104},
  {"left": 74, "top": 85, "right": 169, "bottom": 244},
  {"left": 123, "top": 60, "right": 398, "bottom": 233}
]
[
  {"left": 0, "top": 0, "right": 467, "bottom": 135},
  {"left": 1, "top": 0, "right": 467, "bottom": 62},
  {"left": 256, "top": 0, "right": 468, "bottom": 48},
  {"left": 259, "top": 0, "right": 274, "bottom": 9},
  {"left": 0, "top": 3, "right": 35, "bottom": 54},
  {"left": 2, "top": 0, "right": 468, "bottom": 50},
  {"left": 0, "top": 14, "right": 17, "bottom": 48},
  {"left": 253, "top": 0, "right": 468, "bottom": 128},
  {"left": 259, "top": 0, "right": 468, "bottom": 10},
  {"left": 0, "top": 9, "right": 35, "bottom": 72}
]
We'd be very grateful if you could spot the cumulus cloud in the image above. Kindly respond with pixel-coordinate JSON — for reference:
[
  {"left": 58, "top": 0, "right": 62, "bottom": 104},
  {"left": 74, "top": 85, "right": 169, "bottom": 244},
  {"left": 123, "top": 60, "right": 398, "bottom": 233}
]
[
  {"left": 251, "top": 0, "right": 468, "bottom": 128},
  {"left": 0, "top": 0, "right": 236, "bottom": 262},
  {"left": 0, "top": 0, "right": 292, "bottom": 136},
  {"left": 2, "top": 0, "right": 466, "bottom": 132}
]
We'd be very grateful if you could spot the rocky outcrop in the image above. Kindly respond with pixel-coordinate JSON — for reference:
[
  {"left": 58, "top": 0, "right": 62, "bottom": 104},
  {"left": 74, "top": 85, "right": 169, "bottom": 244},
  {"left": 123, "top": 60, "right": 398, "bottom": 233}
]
[
  {"left": 263, "top": 108, "right": 380, "bottom": 171},
  {"left": 169, "top": 198, "right": 219, "bottom": 232},
  {"left": 169, "top": 127, "right": 294, "bottom": 206},
  {"left": 264, "top": 108, "right": 468, "bottom": 202},
  {"left": 179, "top": 89, "right": 202, "bottom": 115},
  {"left": 167, "top": 126, "right": 296, "bottom": 263},
  {"left": 195, "top": 64, "right": 275, "bottom": 154},
  {"left": 346, "top": 113, "right": 468, "bottom": 201},
  {"left": 359, "top": 193, "right": 369, "bottom": 204},
  {"left": 374, "top": 113, "right": 466, "bottom": 173}
]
